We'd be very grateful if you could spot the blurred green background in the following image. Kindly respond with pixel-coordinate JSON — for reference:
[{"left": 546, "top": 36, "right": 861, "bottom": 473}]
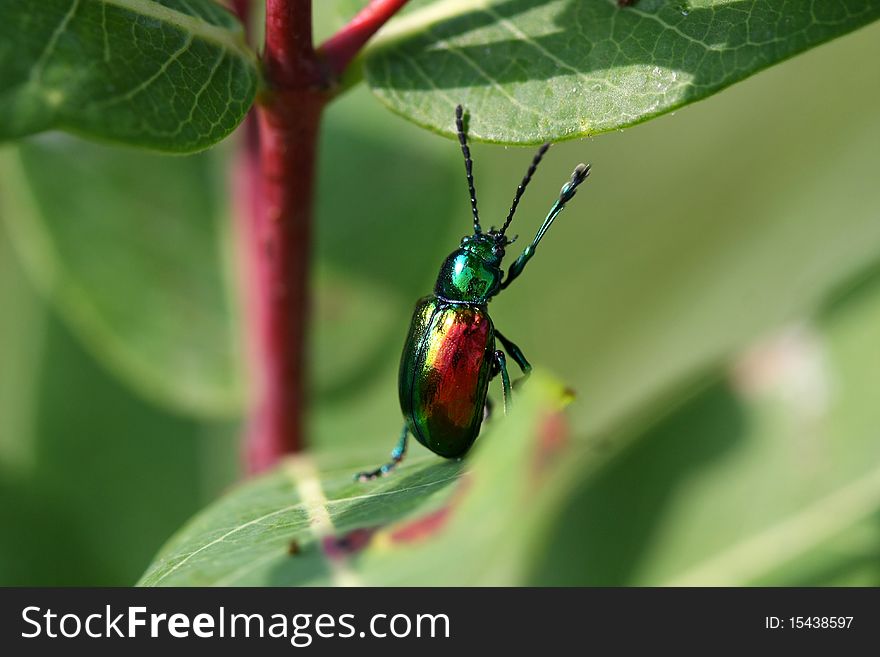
[{"left": 1, "top": 12, "right": 879, "bottom": 585}]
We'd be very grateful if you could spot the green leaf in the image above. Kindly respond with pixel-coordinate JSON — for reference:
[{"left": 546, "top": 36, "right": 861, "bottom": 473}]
[
  {"left": 532, "top": 267, "right": 880, "bottom": 586},
  {"left": 363, "top": 0, "right": 880, "bottom": 142},
  {"left": 0, "top": 137, "right": 244, "bottom": 417},
  {"left": 138, "top": 375, "right": 573, "bottom": 586},
  {"left": 0, "top": 0, "right": 257, "bottom": 152},
  {"left": 0, "top": 223, "right": 239, "bottom": 585}
]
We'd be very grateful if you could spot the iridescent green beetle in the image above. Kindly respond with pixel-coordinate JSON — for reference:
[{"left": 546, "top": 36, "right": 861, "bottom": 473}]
[{"left": 356, "top": 106, "right": 590, "bottom": 481}]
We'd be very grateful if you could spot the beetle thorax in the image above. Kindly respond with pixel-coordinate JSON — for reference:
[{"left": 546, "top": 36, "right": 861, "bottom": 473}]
[{"left": 434, "top": 234, "right": 504, "bottom": 304}]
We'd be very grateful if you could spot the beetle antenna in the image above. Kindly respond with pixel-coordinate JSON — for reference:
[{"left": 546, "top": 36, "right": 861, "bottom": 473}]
[
  {"left": 455, "top": 105, "right": 482, "bottom": 234},
  {"left": 500, "top": 142, "right": 550, "bottom": 236}
]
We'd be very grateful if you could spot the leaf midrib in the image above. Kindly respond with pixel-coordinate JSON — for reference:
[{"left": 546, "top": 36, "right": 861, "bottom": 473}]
[{"left": 99, "top": 0, "right": 253, "bottom": 61}]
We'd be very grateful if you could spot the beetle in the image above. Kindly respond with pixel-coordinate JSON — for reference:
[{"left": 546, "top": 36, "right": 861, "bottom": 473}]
[{"left": 356, "top": 105, "right": 590, "bottom": 481}]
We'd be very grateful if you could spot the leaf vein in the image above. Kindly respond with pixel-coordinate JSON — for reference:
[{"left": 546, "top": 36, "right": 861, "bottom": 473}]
[
  {"left": 29, "top": 0, "right": 82, "bottom": 84},
  {"left": 99, "top": 0, "right": 253, "bottom": 62},
  {"left": 429, "top": 32, "right": 543, "bottom": 120},
  {"left": 96, "top": 34, "right": 195, "bottom": 107},
  {"left": 165, "top": 49, "right": 225, "bottom": 140}
]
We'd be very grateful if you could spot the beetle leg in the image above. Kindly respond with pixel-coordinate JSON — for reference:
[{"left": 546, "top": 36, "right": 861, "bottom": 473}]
[
  {"left": 355, "top": 424, "right": 409, "bottom": 482},
  {"left": 500, "top": 163, "right": 590, "bottom": 290},
  {"left": 494, "top": 350, "right": 512, "bottom": 415},
  {"left": 495, "top": 330, "right": 531, "bottom": 389}
]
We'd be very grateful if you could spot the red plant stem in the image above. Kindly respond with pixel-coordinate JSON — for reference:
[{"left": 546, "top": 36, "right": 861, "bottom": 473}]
[
  {"left": 247, "top": 98, "right": 324, "bottom": 473},
  {"left": 241, "top": 0, "right": 323, "bottom": 473},
  {"left": 238, "top": 0, "right": 409, "bottom": 473},
  {"left": 317, "top": 0, "right": 410, "bottom": 77}
]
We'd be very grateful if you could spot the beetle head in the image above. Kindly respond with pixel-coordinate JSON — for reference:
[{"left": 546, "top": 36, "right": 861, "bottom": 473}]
[{"left": 434, "top": 233, "right": 504, "bottom": 303}]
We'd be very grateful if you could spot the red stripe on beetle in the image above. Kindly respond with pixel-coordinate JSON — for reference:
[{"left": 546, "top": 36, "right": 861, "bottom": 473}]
[{"left": 424, "top": 310, "right": 490, "bottom": 430}]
